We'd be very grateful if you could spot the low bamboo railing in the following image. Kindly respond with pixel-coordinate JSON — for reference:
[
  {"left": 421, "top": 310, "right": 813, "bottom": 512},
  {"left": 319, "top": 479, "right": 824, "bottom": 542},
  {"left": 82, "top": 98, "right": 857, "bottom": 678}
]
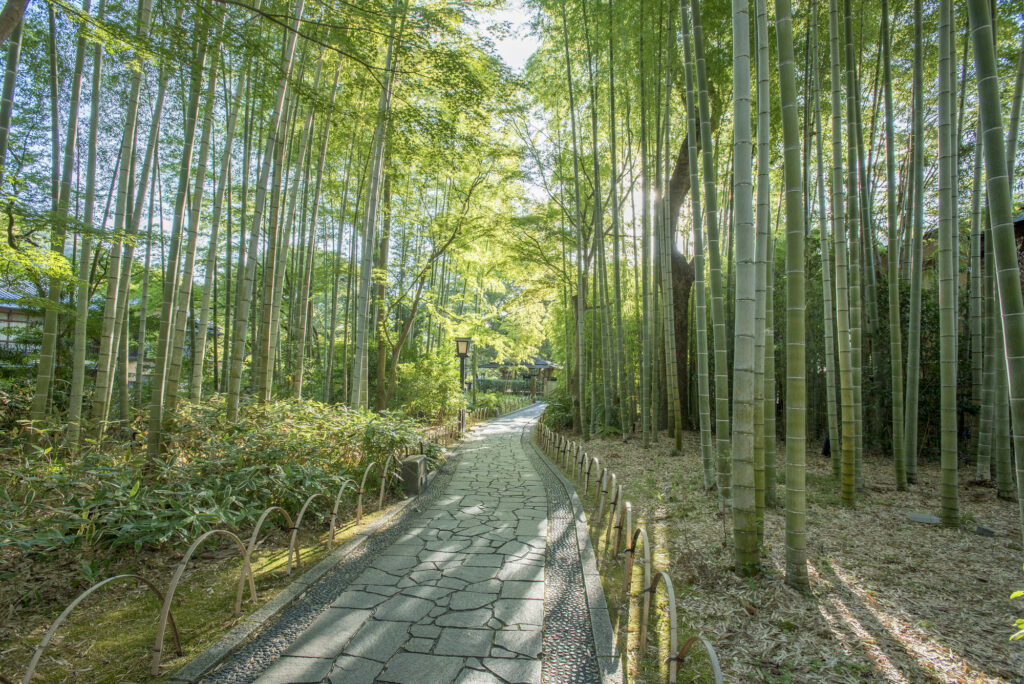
[{"left": 535, "top": 417, "right": 724, "bottom": 684}]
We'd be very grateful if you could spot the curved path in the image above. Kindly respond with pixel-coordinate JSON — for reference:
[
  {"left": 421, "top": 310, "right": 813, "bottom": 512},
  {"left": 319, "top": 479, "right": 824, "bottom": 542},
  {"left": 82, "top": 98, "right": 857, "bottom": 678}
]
[{"left": 198, "top": 404, "right": 616, "bottom": 683}]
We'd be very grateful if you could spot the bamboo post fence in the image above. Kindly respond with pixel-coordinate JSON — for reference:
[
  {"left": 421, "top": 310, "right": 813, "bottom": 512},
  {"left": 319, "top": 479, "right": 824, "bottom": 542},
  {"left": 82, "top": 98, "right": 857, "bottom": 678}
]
[{"left": 535, "top": 415, "right": 724, "bottom": 683}]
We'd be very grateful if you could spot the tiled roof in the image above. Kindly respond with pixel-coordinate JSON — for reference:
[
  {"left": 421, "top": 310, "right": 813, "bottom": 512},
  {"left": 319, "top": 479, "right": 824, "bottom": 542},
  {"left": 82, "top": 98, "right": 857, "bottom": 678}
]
[{"left": 0, "top": 284, "right": 28, "bottom": 306}]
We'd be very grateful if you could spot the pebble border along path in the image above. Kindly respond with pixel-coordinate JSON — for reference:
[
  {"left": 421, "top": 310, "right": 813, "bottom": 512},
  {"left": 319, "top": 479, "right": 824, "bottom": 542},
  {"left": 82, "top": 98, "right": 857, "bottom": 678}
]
[{"left": 192, "top": 404, "right": 617, "bottom": 683}]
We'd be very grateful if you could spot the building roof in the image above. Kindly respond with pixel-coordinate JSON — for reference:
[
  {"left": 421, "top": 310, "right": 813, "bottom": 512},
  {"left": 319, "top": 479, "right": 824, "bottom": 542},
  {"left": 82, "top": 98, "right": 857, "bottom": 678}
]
[{"left": 0, "top": 284, "right": 29, "bottom": 309}]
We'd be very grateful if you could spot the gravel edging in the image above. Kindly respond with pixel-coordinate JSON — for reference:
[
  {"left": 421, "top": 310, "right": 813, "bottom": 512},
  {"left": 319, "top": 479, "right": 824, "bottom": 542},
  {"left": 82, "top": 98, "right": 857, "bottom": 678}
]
[
  {"left": 167, "top": 497, "right": 417, "bottom": 683},
  {"left": 174, "top": 448, "right": 466, "bottom": 683},
  {"left": 519, "top": 419, "right": 622, "bottom": 684}
]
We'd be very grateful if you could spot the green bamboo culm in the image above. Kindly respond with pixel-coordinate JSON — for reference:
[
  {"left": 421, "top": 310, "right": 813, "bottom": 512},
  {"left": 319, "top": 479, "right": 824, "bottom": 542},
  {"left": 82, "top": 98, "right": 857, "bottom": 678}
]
[
  {"left": 691, "top": 0, "right": 731, "bottom": 511},
  {"left": 680, "top": 0, "right": 715, "bottom": 491},
  {"left": 967, "top": 0, "right": 1024, "bottom": 544},
  {"left": 730, "top": 0, "right": 759, "bottom": 574},
  {"left": 937, "top": 0, "right": 959, "bottom": 527},
  {"left": 970, "top": 124, "right": 989, "bottom": 481},
  {"left": 842, "top": 0, "right": 864, "bottom": 493},
  {"left": 881, "top": 0, "right": 906, "bottom": 491},
  {"left": 775, "top": 0, "right": 808, "bottom": 590},
  {"left": 903, "top": 0, "right": 925, "bottom": 485},
  {"left": 828, "top": 0, "right": 856, "bottom": 505},
  {"left": 753, "top": 0, "right": 770, "bottom": 534},
  {"left": 811, "top": 1, "right": 840, "bottom": 485},
  {"left": 656, "top": 13, "right": 684, "bottom": 455}
]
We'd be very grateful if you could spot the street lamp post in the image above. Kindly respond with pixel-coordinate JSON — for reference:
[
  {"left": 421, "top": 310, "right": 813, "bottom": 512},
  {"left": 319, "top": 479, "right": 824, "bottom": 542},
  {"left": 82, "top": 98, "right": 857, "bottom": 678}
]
[{"left": 455, "top": 337, "right": 471, "bottom": 434}]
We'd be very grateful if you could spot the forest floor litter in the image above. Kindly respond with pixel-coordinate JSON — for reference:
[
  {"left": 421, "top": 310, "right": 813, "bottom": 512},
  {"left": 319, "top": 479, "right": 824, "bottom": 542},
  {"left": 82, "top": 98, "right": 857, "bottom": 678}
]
[{"left": 570, "top": 428, "right": 1023, "bottom": 683}]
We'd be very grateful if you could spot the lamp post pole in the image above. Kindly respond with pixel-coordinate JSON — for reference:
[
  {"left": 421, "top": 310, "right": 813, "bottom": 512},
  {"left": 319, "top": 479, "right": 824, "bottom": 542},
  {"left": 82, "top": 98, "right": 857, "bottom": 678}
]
[
  {"left": 455, "top": 337, "right": 471, "bottom": 435},
  {"left": 459, "top": 354, "right": 467, "bottom": 433}
]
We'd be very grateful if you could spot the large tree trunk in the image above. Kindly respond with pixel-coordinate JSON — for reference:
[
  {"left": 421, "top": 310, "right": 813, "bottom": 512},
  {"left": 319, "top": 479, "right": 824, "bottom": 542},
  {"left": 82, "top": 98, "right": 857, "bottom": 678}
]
[
  {"left": 665, "top": 137, "right": 695, "bottom": 434},
  {"left": 681, "top": 2, "right": 715, "bottom": 489}
]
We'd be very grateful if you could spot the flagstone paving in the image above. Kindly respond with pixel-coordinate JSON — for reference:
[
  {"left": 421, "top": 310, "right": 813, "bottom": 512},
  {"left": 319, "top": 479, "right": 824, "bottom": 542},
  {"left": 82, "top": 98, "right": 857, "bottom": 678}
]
[{"left": 201, "top": 404, "right": 608, "bottom": 683}]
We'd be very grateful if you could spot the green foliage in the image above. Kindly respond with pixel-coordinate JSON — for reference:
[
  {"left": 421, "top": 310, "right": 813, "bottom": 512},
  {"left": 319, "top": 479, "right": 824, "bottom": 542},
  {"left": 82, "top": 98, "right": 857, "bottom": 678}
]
[
  {"left": 541, "top": 383, "right": 573, "bottom": 431},
  {"left": 475, "top": 377, "right": 531, "bottom": 395},
  {"left": 0, "top": 378, "right": 33, "bottom": 434},
  {"left": 1, "top": 398, "right": 442, "bottom": 555},
  {"left": 389, "top": 351, "right": 465, "bottom": 422},
  {"left": 470, "top": 391, "right": 504, "bottom": 411}
]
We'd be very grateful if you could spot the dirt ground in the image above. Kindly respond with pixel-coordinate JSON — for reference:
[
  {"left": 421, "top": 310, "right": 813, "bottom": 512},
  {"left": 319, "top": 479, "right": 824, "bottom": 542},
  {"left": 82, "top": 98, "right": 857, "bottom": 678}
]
[{"left": 565, "top": 427, "right": 1024, "bottom": 683}]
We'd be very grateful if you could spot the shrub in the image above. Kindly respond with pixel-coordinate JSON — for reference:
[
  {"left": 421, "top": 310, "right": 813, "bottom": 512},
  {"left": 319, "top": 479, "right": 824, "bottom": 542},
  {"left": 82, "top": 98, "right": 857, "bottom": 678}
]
[
  {"left": 390, "top": 352, "right": 465, "bottom": 423},
  {"left": 542, "top": 383, "right": 573, "bottom": 431},
  {"left": 470, "top": 391, "right": 504, "bottom": 411},
  {"left": 475, "top": 377, "right": 531, "bottom": 395},
  {"left": 1, "top": 397, "right": 443, "bottom": 556}
]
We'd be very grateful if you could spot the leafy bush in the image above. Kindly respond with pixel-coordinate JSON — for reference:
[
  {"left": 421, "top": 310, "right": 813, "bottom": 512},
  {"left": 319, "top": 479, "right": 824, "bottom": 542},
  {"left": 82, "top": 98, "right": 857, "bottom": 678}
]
[
  {"left": 1, "top": 397, "right": 444, "bottom": 555},
  {"left": 0, "top": 377, "right": 32, "bottom": 439},
  {"left": 470, "top": 391, "right": 504, "bottom": 411},
  {"left": 542, "top": 383, "right": 573, "bottom": 430},
  {"left": 390, "top": 351, "right": 465, "bottom": 423},
  {"left": 475, "top": 377, "right": 531, "bottom": 395}
]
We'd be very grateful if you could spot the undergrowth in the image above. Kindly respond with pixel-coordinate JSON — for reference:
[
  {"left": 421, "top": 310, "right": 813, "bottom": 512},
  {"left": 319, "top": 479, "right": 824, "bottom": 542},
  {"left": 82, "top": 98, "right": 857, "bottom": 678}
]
[
  {"left": 0, "top": 395, "right": 449, "bottom": 682},
  {"left": 1, "top": 396, "right": 442, "bottom": 556}
]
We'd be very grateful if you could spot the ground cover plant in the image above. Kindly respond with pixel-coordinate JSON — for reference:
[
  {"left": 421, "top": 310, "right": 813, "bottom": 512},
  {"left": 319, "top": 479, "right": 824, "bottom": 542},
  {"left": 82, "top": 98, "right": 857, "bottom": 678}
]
[{"left": 0, "top": 397, "right": 443, "bottom": 681}]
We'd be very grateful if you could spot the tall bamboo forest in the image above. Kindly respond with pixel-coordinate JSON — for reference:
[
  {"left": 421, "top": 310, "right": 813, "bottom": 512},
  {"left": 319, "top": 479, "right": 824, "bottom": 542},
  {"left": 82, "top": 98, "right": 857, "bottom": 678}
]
[{"left": 2, "top": 0, "right": 1024, "bottom": 679}]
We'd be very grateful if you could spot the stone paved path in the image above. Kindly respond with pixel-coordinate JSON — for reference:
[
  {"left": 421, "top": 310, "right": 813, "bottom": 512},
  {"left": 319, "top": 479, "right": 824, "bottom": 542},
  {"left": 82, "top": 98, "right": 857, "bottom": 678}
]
[{"left": 213, "top": 404, "right": 607, "bottom": 684}]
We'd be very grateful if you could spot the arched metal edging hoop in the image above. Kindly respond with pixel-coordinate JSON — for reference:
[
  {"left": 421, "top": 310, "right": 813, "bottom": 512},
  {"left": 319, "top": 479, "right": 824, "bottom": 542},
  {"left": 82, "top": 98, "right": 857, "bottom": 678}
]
[
  {"left": 290, "top": 493, "right": 332, "bottom": 568},
  {"left": 152, "top": 529, "right": 254, "bottom": 676},
  {"left": 247, "top": 506, "right": 297, "bottom": 574},
  {"left": 329, "top": 480, "right": 358, "bottom": 547},
  {"left": 623, "top": 526, "right": 652, "bottom": 644},
  {"left": 643, "top": 571, "right": 679, "bottom": 683},
  {"left": 585, "top": 457, "right": 599, "bottom": 495},
  {"left": 357, "top": 461, "right": 380, "bottom": 522},
  {"left": 379, "top": 453, "right": 402, "bottom": 511},
  {"left": 22, "top": 574, "right": 181, "bottom": 684},
  {"left": 675, "top": 634, "right": 724, "bottom": 684}
]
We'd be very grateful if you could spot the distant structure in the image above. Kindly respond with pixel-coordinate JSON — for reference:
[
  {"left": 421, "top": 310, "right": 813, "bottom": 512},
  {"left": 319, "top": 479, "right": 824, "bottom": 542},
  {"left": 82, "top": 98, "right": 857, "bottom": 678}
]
[
  {"left": 477, "top": 356, "right": 561, "bottom": 397},
  {"left": 0, "top": 285, "right": 40, "bottom": 352}
]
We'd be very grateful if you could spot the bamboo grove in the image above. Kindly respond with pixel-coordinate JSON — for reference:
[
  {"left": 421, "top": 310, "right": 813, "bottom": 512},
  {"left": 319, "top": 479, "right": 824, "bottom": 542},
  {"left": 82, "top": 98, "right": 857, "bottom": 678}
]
[
  {"left": 2, "top": 0, "right": 556, "bottom": 457},
  {"left": 520, "top": 0, "right": 1024, "bottom": 586},
  {"left": 3, "top": 0, "right": 1024, "bottom": 593}
]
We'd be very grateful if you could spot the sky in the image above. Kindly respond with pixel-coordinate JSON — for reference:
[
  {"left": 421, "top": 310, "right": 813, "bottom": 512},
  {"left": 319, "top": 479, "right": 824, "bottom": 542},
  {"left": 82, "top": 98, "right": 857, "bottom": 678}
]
[{"left": 478, "top": 1, "right": 540, "bottom": 73}]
